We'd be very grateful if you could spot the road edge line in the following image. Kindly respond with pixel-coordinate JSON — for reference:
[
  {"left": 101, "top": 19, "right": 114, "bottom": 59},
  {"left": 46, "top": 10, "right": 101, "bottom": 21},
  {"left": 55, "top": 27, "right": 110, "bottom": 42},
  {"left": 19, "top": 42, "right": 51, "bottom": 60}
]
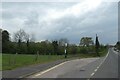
[
  {"left": 89, "top": 49, "right": 110, "bottom": 79},
  {"left": 34, "top": 61, "right": 70, "bottom": 77},
  {"left": 19, "top": 59, "right": 72, "bottom": 78}
]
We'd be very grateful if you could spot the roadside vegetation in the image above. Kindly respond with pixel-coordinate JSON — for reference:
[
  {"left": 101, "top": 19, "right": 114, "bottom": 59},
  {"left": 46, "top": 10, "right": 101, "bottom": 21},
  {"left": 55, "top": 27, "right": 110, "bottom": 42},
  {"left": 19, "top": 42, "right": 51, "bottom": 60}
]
[
  {"left": 0, "top": 53, "right": 2, "bottom": 70},
  {"left": 115, "top": 41, "right": 120, "bottom": 51},
  {"left": 2, "top": 48, "right": 108, "bottom": 70},
  {"left": 2, "top": 54, "right": 65, "bottom": 70},
  {"left": 1, "top": 29, "right": 108, "bottom": 70}
]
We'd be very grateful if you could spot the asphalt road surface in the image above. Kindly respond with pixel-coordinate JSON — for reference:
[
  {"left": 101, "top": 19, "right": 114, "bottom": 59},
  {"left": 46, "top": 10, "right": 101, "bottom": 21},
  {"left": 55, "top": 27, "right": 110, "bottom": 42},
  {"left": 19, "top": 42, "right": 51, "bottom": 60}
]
[
  {"left": 28, "top": 48, "right": 119, "bottom": 79},
  {"left": 91, "top": 48, "right": 118, "bottom": 78}
]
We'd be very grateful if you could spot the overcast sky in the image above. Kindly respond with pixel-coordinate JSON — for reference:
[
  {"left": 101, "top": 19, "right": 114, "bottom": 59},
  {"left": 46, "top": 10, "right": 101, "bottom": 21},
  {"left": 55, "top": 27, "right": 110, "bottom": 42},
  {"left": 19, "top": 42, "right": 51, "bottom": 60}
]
[{"left": 1, "top": 0, "right": 119, "bottom": 45}]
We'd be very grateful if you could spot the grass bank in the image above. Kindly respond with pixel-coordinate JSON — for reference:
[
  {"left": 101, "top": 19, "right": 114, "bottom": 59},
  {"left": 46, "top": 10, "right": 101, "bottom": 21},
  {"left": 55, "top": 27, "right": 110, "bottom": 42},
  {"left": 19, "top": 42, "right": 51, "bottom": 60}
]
[
  {"left": 0, "top": 53, "right": 2, "bottom": 71},
  {"left": 2, "top": 48, "right": 108, "bottom": 70},
  {"left": 2, "top": 54, "right": 66, "bottom": 70}
]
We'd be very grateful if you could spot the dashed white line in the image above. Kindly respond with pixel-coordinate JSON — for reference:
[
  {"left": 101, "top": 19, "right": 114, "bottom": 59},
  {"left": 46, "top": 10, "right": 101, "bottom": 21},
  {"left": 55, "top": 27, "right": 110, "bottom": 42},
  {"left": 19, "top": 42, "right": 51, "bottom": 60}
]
[
  {"left": 97, "top": 51, "right": 109, "bottom": 70},
  {"left": 34, "top": 58, "right": 90, "bottom": 77},
  {"left": 89, "top": 50, "right": 110, "bottom": 78},
  {"left": 94, "top": 69, "right": 97, "bottom": 72},
  {"left": 91, "top": 73, "right": 95, "bottom": 76},
  {"left": 97, "top": 67, "right": 99, "bottom": 69}
]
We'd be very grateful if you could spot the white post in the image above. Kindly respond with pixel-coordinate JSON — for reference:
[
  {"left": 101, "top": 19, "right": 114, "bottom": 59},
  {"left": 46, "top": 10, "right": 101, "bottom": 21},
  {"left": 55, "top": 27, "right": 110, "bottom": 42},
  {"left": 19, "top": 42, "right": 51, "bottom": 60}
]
[
  {"left": 65, "top": 43, "right": 67, "bottom": 58},
  {"left": 65, "top": 49, "right": 66, "bottom": 54}
]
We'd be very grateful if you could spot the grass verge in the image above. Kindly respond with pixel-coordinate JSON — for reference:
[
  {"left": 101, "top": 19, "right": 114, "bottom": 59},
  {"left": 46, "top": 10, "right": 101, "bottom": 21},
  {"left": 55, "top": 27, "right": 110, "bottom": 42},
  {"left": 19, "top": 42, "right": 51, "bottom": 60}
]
[
  {"left": 2, "top": 48, "right": 108, "bottom": 71},
  {"left": 2, "top": 54, "right": 66, "bottom": 70}
]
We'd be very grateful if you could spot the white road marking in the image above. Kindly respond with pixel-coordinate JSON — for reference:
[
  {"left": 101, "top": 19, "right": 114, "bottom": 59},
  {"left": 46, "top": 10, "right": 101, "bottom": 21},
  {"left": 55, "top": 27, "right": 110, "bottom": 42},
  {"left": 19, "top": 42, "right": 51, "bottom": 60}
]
[
  {"left": 32, "top": 55, "right": 107, "bottom": 78},
  {"left": 34, "top": 61, "right": 70, "bottom": 77},
  {"left": 94, "top": 69, "right": 97, "bottom": 72},
  {"left": 89, "top": 50, "right": 110, "bottom": 78},
  {"left": 97, "top": 67, "right": 99, "bottom": 69},
  {"left": 97, "top": 51, "right": 109, "bottom": 69},
  {"left": 34, "top": 58, "right": 95, "bottom": 77},
  {"left": 91, "top": 73, "right": 95, "bottom": 76}
]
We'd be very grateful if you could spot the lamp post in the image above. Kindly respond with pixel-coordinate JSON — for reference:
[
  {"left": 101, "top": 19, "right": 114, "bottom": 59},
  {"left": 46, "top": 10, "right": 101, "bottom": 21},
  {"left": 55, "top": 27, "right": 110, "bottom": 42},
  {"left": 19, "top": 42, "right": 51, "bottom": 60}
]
[{"left": 65, "top": 43, "right": 67, "bottom": 58}]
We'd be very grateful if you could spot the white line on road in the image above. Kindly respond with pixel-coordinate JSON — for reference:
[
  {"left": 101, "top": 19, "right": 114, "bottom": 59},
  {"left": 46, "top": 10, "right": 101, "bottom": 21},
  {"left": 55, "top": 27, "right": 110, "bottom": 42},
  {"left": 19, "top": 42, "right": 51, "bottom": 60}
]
[
  {"left": 96, "top": 51, "right": 109, "bottom": 70},
  {"left": 94, "top": 69, "right": 97, "bottom": 72},
  {"left": 97, "top": 67, "right": 99, "bottom": 69},
  {"left": 34, "top": 61, "right": 70, "bottom": 77},
  {"left": 91, "top": 73, "right": 95, "bottom": 76},
  {"left": 89, "top": 50, "right": 110, "bottom": 78},
  {"left": 34, "top": 58, "right": 87, "bottom": 77}
]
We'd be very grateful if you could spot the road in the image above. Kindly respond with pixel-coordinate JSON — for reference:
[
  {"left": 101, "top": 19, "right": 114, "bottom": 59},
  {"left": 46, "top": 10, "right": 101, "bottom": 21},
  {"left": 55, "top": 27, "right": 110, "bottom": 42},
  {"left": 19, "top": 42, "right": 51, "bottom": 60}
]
[
  {"left": 28, "top": 48, "right": 119, "bottom": 79},
  {"left": 2, "top": 59, "right": 68, "bottom": 78},
  {"left": 91, "top": 48, "right": 118, "bottom": 78}
]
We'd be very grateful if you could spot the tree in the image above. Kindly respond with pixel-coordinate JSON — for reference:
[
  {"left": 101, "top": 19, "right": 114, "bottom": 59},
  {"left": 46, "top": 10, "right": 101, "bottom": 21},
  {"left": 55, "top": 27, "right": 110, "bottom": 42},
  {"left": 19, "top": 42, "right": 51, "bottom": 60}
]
[
  {"left": 13, "top": 29, "right": 30, "bottom": 53},
  {"left": 58, "top": 38, "right": 69, "bottom": 46},
  {"left": 24, "top": 33, "right": 30, "bottom": 53},
  {"left": 26, "top": 33, "right": 36, "bottom": 54},
  {"left": 44, "top": 40, "right": 53, "bottom": 55},
  {"left": 116, "top": 41, "right": 120, "bottom": 50},
  {"left": 13, "top": 29, "right": 26, "bottom": 42},
  {"left": 2, "top": 30, "right": 10, "bottom": 53},
  {"left": 95, "top": 34, "right": 100, "bottom": 57},
  {"left": 2, "top": 30, "right": 10, "bottom": 43},
  {"left": 68, "top": 44, "right": 77, "bottom": 55},
  {"left": 58, "top": 38, "right": 69, "bottom": 55},
  {"left": 0, "top": 29, "right": 2, "bottom": 53},
  {"left": 52, "top": 41, "right": 58, "bottom": 55},
  {"left": 39, "top": 41, "right": 47, "bottom": 55},
  {"left": 80, "top": 37, "right": 94, "bottom": 47}
]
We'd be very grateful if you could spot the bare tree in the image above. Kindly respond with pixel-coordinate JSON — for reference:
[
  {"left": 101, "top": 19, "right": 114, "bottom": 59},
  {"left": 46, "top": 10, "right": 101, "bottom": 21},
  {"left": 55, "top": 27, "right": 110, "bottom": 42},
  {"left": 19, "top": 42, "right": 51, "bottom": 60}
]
[
  {"left": 24, "top": 33, "right": 30, "bottom": 42},
  {"left": 13, "top": 29, "right": 26, "bottom": 42},
  {"left": 13, "top": 29, "right": 31, "bottom": 53}
]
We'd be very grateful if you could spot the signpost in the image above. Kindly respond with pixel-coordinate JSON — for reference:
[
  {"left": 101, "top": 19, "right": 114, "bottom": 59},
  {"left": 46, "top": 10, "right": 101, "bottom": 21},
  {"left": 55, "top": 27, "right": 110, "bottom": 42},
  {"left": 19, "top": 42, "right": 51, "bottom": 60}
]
[{"left": 65, "top": 43, "right": 67, "bottom": 58}]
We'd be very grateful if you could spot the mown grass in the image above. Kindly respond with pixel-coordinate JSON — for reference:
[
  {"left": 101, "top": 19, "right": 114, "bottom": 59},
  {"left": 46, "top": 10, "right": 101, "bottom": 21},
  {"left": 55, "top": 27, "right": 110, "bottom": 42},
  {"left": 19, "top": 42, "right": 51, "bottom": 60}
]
[
  {"left": 2, "top": 48, "right": 108, "bottom": 71},
  {"left": 0, "top": 53, "right": 2, "bottom": 71},
  {"left": 2, "top": 54, "right": 66, "bottom": 70}
]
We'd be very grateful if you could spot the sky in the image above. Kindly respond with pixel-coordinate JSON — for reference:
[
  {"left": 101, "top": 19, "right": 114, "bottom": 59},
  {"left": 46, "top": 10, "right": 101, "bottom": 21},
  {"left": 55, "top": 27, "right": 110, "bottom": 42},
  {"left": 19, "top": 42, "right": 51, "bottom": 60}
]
[{"left": 0, "top": 0, "right": 119, "bottom": 45}]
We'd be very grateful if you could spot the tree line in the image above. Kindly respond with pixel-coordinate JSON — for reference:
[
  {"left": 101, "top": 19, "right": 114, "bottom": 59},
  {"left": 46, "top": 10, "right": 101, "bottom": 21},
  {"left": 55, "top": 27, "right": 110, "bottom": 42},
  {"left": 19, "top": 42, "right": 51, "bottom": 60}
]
[
  {"left": 115, "top": 41, "right": 120, "bottom": 50},
  {"left": 1, "top": 29, "right": 108, "bottom": 56}
]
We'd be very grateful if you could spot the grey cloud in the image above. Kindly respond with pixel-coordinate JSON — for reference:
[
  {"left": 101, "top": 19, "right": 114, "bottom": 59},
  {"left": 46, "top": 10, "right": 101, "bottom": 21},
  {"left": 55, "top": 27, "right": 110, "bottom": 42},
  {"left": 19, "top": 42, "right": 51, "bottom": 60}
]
[
  {"left": 43, "top": 2, "right": 118, "bottom": 44},
  {"left": 24, "top": 11, "right": 39, "bottom": 28},
  {"left": 1, "top": 2, "right": 118, "bottom": 44}
]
